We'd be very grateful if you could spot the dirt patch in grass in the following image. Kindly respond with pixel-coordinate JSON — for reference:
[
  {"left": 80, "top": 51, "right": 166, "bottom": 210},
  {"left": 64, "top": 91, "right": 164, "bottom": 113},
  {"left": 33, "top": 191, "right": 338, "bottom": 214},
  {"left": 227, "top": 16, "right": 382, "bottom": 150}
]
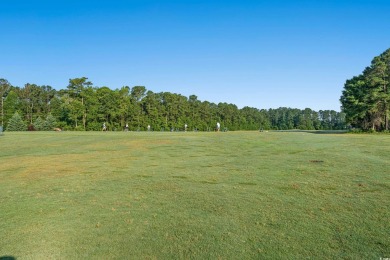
[{"left": 309, "top": 160, "right": 324, "bottom": 163}]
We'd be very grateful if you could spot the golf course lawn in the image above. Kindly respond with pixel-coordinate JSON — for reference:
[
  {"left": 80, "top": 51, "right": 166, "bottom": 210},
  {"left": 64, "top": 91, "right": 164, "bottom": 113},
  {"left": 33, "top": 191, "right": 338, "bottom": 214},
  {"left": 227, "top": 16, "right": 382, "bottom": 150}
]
[{"left": 0, "top": 131, "right": 389, "bottom": 259}]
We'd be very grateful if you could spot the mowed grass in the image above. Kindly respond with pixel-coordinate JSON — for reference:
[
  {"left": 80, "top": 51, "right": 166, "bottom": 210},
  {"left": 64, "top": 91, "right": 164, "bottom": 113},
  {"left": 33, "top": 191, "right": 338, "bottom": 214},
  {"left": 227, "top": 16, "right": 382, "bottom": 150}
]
[{"left": 0, "top": 131, "right": 389, "bottom": 259}]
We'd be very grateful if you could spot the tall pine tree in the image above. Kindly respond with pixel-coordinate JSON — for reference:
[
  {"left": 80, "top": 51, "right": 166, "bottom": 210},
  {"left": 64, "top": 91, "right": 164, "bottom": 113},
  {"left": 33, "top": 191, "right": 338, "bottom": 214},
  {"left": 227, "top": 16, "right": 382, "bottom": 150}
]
[{"left": 340, "top": 48, "right": 390, "bottom": 131}]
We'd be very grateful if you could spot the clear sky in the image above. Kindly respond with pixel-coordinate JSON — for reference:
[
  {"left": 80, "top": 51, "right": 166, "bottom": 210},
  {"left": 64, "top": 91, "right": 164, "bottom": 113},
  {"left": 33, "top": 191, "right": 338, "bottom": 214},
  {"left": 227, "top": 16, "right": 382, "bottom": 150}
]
[{"left": 1, "top": 0, "right": 390, "bottom": 111}]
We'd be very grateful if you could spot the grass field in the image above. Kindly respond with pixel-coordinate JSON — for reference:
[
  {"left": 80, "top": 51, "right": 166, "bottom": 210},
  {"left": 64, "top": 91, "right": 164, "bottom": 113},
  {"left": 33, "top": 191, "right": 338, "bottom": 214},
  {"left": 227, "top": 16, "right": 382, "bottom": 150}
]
[{"left": 0, "top": 131, "right": 389, "bottom": 259}]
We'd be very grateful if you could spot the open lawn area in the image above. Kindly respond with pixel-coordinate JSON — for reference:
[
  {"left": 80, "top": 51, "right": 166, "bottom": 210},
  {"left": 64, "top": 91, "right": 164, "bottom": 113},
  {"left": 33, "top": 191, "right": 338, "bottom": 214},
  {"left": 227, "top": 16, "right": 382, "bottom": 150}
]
[{"left": 0, "top": 131, "right": 389, "bottom": 259}]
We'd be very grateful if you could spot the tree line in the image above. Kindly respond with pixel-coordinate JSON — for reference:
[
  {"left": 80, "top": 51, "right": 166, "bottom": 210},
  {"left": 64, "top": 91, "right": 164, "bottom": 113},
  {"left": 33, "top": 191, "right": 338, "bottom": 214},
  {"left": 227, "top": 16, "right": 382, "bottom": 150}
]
[
  {"left": 0, "top": 77, "right": 345, "bottom": 131},
  {"left": 340, "top": 48, "right": 390, "bottom": 131}
]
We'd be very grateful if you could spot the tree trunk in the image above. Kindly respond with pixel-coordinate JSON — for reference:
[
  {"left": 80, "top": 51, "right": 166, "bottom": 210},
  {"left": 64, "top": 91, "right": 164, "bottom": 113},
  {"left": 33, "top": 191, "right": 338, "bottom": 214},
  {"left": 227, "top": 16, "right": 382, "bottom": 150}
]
[
  {"left": 83, "top": 112, "right": 87, "bottom": 129},
  {"left": 30, "top": 102, "right": 34, "bottom": 124},
  {"left": 82, "top": 97, "right": 86, "bottom": 130}
]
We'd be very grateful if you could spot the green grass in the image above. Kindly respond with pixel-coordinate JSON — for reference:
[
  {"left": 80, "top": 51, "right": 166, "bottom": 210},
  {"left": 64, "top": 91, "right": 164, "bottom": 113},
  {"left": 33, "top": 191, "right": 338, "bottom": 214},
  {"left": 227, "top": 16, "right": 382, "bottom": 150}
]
[{"left": 0, "top": 131, "right": 389, "bottom": 259}]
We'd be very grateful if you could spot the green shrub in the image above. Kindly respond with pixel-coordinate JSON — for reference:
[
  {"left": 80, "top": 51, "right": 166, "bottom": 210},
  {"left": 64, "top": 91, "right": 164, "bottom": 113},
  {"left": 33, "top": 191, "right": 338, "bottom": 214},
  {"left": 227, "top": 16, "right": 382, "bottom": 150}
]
[
  {"left": 6, "top": 112, "right": 26, "bottom": 131},
  {"left": 74, "top": 125, "right": 85, "bottom": 131},
  {"left": 33, "top": 117, "right": 45, "bottom": 131},
  {"left": 86, "top": 121, "right": 102, "bottom": 131},
  {"left": 43, "top": 114, "right": 57, "bottom": 130},
  {"left": 349, "top": 128, "right": 362, "bottom": 133}
]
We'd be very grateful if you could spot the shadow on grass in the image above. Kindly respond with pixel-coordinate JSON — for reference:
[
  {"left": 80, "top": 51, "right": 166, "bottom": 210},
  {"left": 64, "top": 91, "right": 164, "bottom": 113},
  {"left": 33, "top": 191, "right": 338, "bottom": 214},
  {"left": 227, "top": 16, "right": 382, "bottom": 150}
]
[
  {"left": 0, "top": 256, "right": 16, "bottom": 260},
  {"left": 274, "top": 130, "right": 348, "bottom": 134}
]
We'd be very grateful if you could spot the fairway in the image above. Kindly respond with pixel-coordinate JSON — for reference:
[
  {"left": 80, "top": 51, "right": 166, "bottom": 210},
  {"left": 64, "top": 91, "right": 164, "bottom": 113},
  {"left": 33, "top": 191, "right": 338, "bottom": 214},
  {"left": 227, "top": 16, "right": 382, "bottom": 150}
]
[{"left": 0, "top": 131, "right": 389, "bottom": 259}]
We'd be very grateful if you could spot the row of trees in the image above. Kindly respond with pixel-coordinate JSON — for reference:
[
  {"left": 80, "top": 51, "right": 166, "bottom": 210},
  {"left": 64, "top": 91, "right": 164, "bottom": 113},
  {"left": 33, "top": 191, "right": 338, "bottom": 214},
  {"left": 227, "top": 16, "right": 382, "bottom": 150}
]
[
  {"left": 340, "top": 48, "right": 390, "bottom": 131},
  {"left": 1, "top": 77, "right": 346, "bottom": 131}
]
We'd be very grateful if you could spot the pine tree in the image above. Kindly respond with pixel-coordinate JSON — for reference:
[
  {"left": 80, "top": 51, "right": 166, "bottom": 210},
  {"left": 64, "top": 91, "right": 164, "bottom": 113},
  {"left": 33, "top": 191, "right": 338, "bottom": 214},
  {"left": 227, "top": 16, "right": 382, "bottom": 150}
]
[
  {"left": 43, "top": 114, "right": 57, "bottom": 130},
  {"left": 33, "top": 116, "right": 45, "bottom": 131},
  {"left": 7, "top": 112, "right": 26, "bottom": 131},
  {"left": 340, "top": 48, "right": 390, "bottom": 131}
]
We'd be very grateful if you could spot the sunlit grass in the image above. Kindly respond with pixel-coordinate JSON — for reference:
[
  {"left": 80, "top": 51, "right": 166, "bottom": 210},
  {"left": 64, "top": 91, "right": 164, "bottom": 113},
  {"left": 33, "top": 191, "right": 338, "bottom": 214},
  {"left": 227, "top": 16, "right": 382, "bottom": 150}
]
[{"left": 0, "top": 131, "right": 389, "bottom": 259}]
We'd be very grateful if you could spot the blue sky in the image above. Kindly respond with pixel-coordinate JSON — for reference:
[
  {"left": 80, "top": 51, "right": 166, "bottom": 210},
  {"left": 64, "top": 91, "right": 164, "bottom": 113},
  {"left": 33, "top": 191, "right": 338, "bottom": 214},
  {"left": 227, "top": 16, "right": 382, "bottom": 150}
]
[{"left": 1, "top": 0, "right": 390, "bottom": 111}]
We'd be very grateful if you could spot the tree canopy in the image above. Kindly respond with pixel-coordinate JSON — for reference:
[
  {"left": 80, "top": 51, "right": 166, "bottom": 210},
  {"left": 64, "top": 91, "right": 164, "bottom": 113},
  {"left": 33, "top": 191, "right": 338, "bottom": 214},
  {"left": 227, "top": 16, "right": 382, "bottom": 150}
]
[
  {"left": 340, "top": 48, "right": 390, "bottom": 131},
  {"left": 1, "top": 77, "right": 345, "bottom": 131}
]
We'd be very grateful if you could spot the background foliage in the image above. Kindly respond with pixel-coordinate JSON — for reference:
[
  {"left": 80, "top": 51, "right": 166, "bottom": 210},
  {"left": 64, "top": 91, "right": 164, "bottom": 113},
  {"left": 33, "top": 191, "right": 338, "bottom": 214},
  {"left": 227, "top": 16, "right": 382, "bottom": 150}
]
[{"left": 0, "top": 78, "right": 345, "bottom": 131}]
